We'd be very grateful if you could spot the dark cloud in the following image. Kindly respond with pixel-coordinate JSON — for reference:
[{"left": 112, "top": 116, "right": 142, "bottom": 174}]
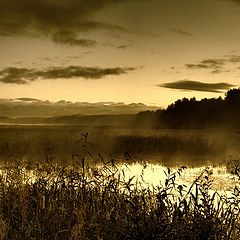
[
  {"left": 52, "top": 30, "right": 97, "bottom": 47},
  {"left": 224, "top": 55, "right": 240, "bottom": 63},
  {"left": 231, "top": 0, "right": 240, "bottom": 4},
  {"left": 200, "top": 59, "right": 225, "bottom": 68},
  {"left": 0, "top": 68, "right": 33, "bottom": 84},
  {"left": 185, "top": 59, "right": 224, "bottom": 73},
  {"left": 185, "top": 64, "right": 210, "bottom": 69},
  {"left": 16, "top": 97, "right": 41, "bottom": 102},
  {"left": 0, "top": 0, "right": 131, "bottom": 46},
  {"left": 158, "top": 80, "right": 235, "bottom": 93},
  {"left": 65, "top": 56, "right": 82, "bottom": 60},
  {"left": 0, "top": 66, "right": 136, "bottom": 84},
  {"left": 117, "top": 45, "right": 129, "bottom": 49},
  {"left": 170, "top": 28, "right": 193, "bottom": 37},
  {"left": 185, "top": 55, "right": 240, "bottom": 73}
]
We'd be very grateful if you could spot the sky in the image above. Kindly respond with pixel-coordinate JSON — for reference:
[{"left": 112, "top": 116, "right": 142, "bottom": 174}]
[{"left": 0, "top": 0, "right": 240, "bottom": 109}]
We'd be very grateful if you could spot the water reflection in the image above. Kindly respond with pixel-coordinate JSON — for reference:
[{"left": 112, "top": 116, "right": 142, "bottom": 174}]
[
  {"left": 0, "top": 161, "right": 237, "bottom": 198},
  {"left": 118, "top": 163, "right": 236, "bottom": 195}
]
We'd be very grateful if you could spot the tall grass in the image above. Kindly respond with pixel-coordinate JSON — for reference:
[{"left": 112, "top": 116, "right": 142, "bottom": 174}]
[
  {"left": 0, "top": 126, "right": 234, "bottom": 167},
  {"left": 0, "top": 134, "right": 239, "bottom": 239}
]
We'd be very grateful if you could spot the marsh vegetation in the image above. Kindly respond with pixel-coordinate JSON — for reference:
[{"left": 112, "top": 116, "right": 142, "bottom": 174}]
[
  {"left": 0, "top": 148, "right": 240, "bottom": 239},
  {"left": 0, "top": 131, "right": 239, "bottom": 239}
]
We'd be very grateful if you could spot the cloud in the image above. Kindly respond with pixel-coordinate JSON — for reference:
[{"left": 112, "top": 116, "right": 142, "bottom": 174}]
[
  {"left": 224, "top": 55, "right": 240, "bottom": 63},
  {"left": 200, "top": 59, "right": 225, "bottom": 68},
  {"left": 170, "top": 28, "right": 193, "bottom": 37},
  {"left": 231, "top": 0, "right": 240, "bottom": 4},
  {"left": 186, "top": 59, "right": 225, "bottom": 72},
  {"left": 185, "top": 64, "right": 210, "bottom": 69},
  {"left": 0, "top": 66, "right": 136, "bottom": 84},
  {"left": 52, "top": 30, "right": 97, "bottom": 47},
  {"left": 117, "top": 45, "right": 129, "bottom": 49},
  {"left": 16, "top": 97, "right": 41, "bottom": 102},
  {"left": 185, "top": 55, "right": 240, "bottom": 73},
  {"left": 0, "top": 98, "right": 159, "bottom": 117},
  {"left": 0, "top": 0, "right": 131, "bottom": 46},
  {"left": 158, "top": 80, "right": 236, "bottom": 93}
]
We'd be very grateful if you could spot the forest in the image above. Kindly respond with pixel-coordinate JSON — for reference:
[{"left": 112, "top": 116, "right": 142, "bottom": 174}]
[{"left": 136, "top": 88, "right": 240, "bottom": 129}]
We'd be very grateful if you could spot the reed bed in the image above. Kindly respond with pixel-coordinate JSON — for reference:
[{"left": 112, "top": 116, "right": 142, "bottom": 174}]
[
  {"left": 0, "top": 134, "right": 239, "bottom": 239},
  {"left": 0, "top": 126, "right": 232, "bottom": 166}
]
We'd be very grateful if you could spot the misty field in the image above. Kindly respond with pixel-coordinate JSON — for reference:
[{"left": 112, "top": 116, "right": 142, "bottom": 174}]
[
  {"left": 1, "top": 125, "right": 240, "bottom": 166},
  {"left": 0, "top": 126, "right": 240, "bottom": 239}
]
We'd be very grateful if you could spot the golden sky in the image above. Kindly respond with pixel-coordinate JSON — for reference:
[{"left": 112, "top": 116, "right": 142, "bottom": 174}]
[{"left": 0, "top": 0, "right": 240, "bottom": 108}]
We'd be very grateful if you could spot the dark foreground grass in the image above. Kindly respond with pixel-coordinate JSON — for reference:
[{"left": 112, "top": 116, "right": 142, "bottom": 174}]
[
  {"left": 0, "top": 159, "right": 239, "bottom": 239},
  {"left": 0, "top": 134, "right": 239, "bottom": 240}
]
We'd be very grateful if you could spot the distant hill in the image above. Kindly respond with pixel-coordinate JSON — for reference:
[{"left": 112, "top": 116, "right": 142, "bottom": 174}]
[
  {"left": 0, "top": 114, "right": 137, "bottom": 127},
  {"left": 0, "top": 98, "right": 159, "bottom": 117},
  {"left": 47, "top": 114, "right": 136, "bottom": 126}
]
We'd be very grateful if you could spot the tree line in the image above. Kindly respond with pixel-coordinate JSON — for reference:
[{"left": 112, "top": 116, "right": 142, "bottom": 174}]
[{"left": 136, "top": 88, "right": 240, "bottom": 128}]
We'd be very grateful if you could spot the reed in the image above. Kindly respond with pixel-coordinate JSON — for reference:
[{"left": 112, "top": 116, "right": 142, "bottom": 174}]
[{"left": 0, "top": 134, "right": 239, "bottom": 239}]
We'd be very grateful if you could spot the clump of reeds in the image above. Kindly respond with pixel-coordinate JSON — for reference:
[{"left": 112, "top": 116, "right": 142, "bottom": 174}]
[{"left": 0, "top": 134, "right": 239, "bottom": 239}]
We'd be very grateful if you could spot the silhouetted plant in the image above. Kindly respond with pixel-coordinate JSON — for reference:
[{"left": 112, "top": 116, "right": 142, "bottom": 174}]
[{"left": 0, "top": 148, "right": 239, "bottom": 239}]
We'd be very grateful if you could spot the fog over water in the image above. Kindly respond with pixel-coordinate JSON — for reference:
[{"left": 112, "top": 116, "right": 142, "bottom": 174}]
[{"left": 1, "top": 125, "right": 240, "bottom": 166}]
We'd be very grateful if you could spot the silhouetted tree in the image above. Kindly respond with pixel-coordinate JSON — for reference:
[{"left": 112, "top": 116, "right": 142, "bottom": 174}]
[
  {"left": 136, "top": 88, "right": 240, "bottom": 129},
  {"left": 225, "top": 88, "right": 240, "bottom": 106}
]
